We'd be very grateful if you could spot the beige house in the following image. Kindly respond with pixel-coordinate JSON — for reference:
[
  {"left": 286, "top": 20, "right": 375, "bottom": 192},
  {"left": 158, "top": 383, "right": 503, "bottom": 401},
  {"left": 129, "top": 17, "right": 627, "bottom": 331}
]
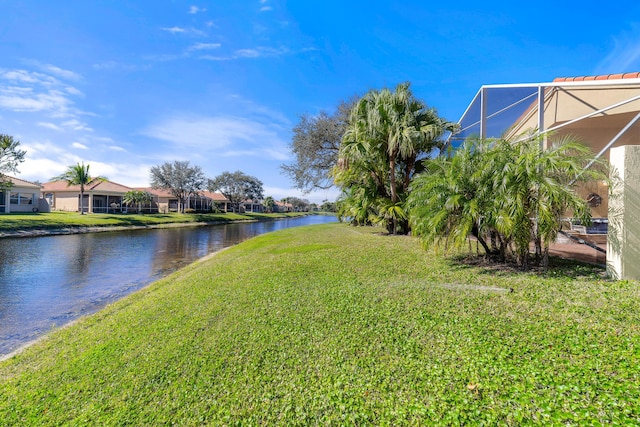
[
  {"left": 42, "top": 179, "right": 133, "bottom": 213},
  {"left": 453, "top": 72, "right": 640, "bottom": 279},
  {"left": 0, "top": 176, "right": 48, "bottom": 213},
  {"left": 274, "top": 201, "right": 294, "bottom": 213},
  {"left": 137, "top": 188, "right": 231, "bottom": 213}
]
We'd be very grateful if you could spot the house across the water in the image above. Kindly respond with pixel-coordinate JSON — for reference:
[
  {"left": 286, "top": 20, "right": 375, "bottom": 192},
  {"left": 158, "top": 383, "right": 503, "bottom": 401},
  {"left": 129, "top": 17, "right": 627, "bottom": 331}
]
[
  {"left": 40, "top": 178, "right": 231, "bottom": 214},
  {"left": 0, "top": 176, "right": 48, "bottom": 213},
  {"left": 42, "top": 179, "right": 133, "bottom": 214}
]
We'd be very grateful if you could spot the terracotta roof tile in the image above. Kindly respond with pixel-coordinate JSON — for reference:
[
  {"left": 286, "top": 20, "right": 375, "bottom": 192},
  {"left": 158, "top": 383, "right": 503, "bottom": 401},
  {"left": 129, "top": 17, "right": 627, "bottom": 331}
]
[
  {"left": 554, "top": 72, "right": 640, "bottom": 82},
  {"left": 3, "top": 176, "right": 42, "bottom": 189},
  {"left": 42, "top": 179, "right": 131, "bottom": 193}
]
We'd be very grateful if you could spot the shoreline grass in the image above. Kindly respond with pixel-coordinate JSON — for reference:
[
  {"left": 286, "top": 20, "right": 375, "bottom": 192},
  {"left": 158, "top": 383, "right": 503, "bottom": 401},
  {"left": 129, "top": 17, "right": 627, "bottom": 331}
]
[
  {"left": 1, "top": 223, "right": 638, "bottom": 425},
  {"left": 0, "top": 211, "right": 314, "bottom": 235}
]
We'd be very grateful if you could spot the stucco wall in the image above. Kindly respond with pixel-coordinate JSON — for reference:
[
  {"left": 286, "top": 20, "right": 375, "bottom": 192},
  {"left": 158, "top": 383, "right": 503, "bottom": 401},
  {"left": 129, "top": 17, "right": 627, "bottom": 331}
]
[
  {"left": 50, "top": 192, "right": 80, "bottom": 212},
  {"left": 607, "top": 145, "right": 640, "bottom": 280}
]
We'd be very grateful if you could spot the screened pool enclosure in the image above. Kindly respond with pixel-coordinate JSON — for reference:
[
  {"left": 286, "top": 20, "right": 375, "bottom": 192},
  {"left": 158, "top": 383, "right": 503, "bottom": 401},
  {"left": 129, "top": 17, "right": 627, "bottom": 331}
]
[{"left": 449, "top": 73, "right": 640, "bottom": 279}]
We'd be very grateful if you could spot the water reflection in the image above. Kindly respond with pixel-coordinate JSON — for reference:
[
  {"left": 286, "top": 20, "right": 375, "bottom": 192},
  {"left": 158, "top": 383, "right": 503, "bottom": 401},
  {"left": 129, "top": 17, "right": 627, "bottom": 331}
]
[{"left": 0, "top": 216, "right": 336, "bottom": 356}]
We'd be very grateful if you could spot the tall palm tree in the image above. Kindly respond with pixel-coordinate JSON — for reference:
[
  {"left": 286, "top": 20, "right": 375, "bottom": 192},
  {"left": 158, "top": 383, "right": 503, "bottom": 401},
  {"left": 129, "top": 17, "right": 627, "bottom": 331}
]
[
  {"left": 52, "top": 163, "right": 107, "bottom": 214},
  {"left": 338, "top": 82, "right": 456, "bottom": 234}
]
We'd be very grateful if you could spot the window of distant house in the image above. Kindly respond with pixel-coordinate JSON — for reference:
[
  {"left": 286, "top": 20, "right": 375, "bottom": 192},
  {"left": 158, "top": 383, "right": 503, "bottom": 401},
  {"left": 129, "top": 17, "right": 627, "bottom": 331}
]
[{"left": 10, "top": 192, "right": 35, "bottom": 205}]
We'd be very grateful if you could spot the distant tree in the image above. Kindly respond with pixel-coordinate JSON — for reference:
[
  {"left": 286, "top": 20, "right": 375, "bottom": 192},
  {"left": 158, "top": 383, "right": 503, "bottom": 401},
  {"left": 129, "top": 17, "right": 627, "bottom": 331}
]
[
  {"left": 320, "top": 200, "right": 336, "bottom": 212},
  {"left": 51, "top": 162, "right": 107, "bottom": 214},
  {"left": 150, "top": 161, "right": 206, "bottom": 213},
  {"left": 285, "top": 196, "right": 310, "bottom": 212},
  {"left": 262, "top": 196, "right": 275, "bottom": 213},
  {"left": 0, "top": 134, "right": 26, "bottom": 188},
  {"left": 208, "top": 171, "right": 264, "bottom": 213},
  {"left": 281, "top": 98, "right": 356, "bottom": 193},
  {"left": 123, "top": 190, "right": 153, "bottom": 214}
]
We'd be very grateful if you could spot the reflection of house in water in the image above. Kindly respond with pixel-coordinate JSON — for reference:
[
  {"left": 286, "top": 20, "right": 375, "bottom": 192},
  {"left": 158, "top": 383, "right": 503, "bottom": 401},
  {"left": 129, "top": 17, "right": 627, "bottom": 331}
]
[{"left": 452, "top": 73, "right": 640, "bottom": 279}]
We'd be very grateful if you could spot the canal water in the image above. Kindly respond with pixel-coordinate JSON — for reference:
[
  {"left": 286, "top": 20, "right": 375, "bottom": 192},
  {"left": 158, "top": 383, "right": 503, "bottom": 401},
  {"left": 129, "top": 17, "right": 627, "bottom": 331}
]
[{"left": 0, "top": 215, "right": 337, "bottom": 356}]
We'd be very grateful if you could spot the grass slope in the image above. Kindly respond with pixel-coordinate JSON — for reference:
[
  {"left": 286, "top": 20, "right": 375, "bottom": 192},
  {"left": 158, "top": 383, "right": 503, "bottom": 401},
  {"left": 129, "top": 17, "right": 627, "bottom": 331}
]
[{"left": 0, "top": 223, "right": 638, "bottom": 425}]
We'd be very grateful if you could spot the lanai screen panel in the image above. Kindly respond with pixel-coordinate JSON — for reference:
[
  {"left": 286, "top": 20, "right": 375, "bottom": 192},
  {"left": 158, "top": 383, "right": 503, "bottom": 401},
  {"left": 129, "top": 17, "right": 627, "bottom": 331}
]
[{"left": 451, "top": 86, "right": 539, "bottom": 147}]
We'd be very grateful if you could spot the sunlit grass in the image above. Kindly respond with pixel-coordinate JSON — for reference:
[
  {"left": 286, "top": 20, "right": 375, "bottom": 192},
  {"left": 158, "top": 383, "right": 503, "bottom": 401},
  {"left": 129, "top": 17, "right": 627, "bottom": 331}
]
[
  {"left": 0, "top": 223, "right": 638, "bottom": 425},
  {"left": 0, "top": 211, "right": 310, "bottom": 232}
]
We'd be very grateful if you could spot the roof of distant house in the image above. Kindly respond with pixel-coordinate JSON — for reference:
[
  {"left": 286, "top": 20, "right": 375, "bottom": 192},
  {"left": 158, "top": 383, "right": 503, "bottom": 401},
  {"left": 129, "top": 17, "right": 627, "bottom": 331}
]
[
  {"left": 42, "top": 178, "right": 133, "bottom": 193},
  {"left": 2, "top": 175, "right": 42, "bottom": 189}
]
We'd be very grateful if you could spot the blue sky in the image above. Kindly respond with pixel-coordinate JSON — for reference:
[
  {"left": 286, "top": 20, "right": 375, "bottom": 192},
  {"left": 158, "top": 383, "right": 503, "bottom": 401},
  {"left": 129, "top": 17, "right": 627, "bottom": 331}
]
[{"left": 2, "top": 1, "right": 640, "bottom": 203}]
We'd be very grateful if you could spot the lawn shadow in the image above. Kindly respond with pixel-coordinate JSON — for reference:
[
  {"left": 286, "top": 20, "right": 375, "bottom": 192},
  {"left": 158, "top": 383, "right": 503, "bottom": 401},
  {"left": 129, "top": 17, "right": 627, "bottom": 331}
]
[{"left": 446, "top": 254, "right": 607, "bottom": 280}]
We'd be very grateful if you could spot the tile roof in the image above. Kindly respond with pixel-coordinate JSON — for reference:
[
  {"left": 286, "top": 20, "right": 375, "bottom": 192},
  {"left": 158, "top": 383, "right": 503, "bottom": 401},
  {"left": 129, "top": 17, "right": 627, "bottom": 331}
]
[
  {"left": 2, "top": 175, "right": 42, "bottom": 189},
  {"left": 553, "top": 72, "right": 640, "bottom": 82},
  {"left": 42, "top": 178, "right": 132, "bottom": 193}
]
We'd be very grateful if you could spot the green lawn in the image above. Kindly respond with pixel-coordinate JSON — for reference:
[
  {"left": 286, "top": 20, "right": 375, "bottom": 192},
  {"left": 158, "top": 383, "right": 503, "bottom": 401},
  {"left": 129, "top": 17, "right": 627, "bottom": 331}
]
[
  {"left": 0, "top": 211, "right": 309, "bottom": 233},
  {"left": 1, "top": 223, "right": 638, "bottom": 425}
]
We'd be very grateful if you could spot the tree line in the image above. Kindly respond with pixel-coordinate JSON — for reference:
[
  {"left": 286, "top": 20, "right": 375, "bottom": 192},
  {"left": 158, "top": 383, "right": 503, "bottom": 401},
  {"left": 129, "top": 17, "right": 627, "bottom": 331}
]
[{"left": 282, "top": 82, "right": 608, "bottom": 269}]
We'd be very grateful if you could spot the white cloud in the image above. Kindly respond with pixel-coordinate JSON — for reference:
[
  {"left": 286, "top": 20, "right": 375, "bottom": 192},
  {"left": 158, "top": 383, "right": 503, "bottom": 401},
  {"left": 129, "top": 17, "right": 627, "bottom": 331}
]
[
  {"left": 64, "top": 86, "right": 84, "bottom": 96},
  {"left": 17, "top": 139, "right": 151, "bottom": 187},
  {"left": 260, "top": 6, "right": 272, "bottom": 12},
  {"left": 189, "top": 5, "right": 206, "bottom": 14},
  {"left": 0, "top": 87, "right": 72, "bottom": 113},
  {"left": 108, "top": 145, "right": 127, "bottom": 152},
  {"left": 200, "top": 46, "right": 292, "bottom": 61},
  {"left": 62, "top": 119, "right": 93, "bottom": 132},
  {"left": 0, "top": 67, "right": 89, "bottom": 122},
  {"left": 188, "top": 42, "right": 221, "bottom": 51},
  {"left": 37, "top": 122, "right": 63, "bottom": 131},
  {"left": 162, "top": 26, "right": 186, "bottom": 34},
  {"left": 41, "top": 64, "right": 82, "bottom": 81},
  {"left": 72, "top": 142, "right": 89, "bottom": 149},
  {"left": 87, "top": 161, "right": 152, "bottom": 187},
  {"left": 141, "top": 114, "right": 289, "bottom": 160},
  {"left": 92, "top": 61, "right": 144, "bottom": 72},
  {"left": 0, "top": 69, "right": 58, "bottom": 86}
]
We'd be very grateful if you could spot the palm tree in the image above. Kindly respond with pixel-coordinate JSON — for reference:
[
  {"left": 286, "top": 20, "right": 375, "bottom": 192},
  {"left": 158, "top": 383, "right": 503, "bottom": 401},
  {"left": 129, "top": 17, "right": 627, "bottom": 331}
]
[
  {"left": 52, "top": 163, "right": 107, "bottom": 214},
  {"left": 408, "top": 138, "right": 494, "bottom": 255},
  {"left": 123, "top": 190, "right": 153, "bottom": 214},
  {"left": 262, "top": 196, "right": 275, "bottom": 213},
  {"left": 338, "top": 82, "right": 457, "bottom": 234},
  {"left": 488, "top": 133, "right": 605, "bottom": 268},
  {"left": 409, "top": 133, "right": 607, "bottom": 269}
]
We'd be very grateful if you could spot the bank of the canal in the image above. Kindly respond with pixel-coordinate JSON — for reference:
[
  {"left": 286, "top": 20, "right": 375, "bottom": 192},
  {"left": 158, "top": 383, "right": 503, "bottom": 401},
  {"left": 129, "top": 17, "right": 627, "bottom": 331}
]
[
  {"left": 0, "top": 215, "right": 337, "bottom": 357},
  {"left": 0, "top": 211, "right": 318, "bottom": 238}
]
